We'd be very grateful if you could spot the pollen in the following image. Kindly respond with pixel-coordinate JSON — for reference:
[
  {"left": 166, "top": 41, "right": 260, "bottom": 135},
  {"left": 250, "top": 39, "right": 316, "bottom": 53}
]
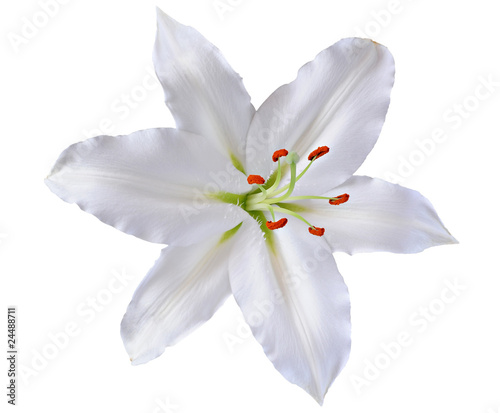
[
  {"left": 329, "top": 193, "right": 349, "bottom": 205},
  {"left": 308, "top": 146, "right": 330, "bottom": 161},
  {"left": 266, "top": 218, "right": 288, "bottom": 230},
  {"left": 308, "top": 227, "right": 325, "bottom": 236},
  {"left": 272, "top": 149, "right": 289, "bottom": 162},
  {"left": 245, "top": 146, "right": 338, "bottom": 235},
  {"left": 247, "top": 174, "right": 265, "bottom": 185}
]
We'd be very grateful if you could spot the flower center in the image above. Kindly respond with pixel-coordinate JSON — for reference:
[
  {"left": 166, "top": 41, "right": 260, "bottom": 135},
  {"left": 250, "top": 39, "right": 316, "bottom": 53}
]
[{"left": 244, "top": 146, "right": 349, "bottom": 236}]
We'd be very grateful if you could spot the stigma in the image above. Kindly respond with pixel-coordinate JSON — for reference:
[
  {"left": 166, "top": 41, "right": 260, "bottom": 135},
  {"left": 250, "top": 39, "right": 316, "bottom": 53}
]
[{"left": 244, "top": 146, "right": 349, "bottom": 236}]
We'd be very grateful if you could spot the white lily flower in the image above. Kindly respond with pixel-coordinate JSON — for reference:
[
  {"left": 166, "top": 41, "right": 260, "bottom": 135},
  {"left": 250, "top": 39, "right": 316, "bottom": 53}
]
[{"left": 46, "top": 9, "right": 457, "bottom": 404}]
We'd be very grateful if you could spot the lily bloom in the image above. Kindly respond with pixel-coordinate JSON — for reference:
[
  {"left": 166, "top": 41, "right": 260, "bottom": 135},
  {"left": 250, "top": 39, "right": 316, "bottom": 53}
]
[{"left": 45, "top": 9, "right": 456, "bottom": 404}]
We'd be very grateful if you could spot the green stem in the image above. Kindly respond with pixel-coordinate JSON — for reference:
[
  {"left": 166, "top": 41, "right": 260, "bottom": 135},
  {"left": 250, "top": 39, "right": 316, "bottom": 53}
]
[
  {"left": 266, "top": 158, "right": 285, "bottom": 196},
  {"left": 267, "top": 162, "right": 297, "bottom": 203},
  {"left": 267, "top": 158, "right": 315, "bottom": 198},
  {"left": 272, "top": 206, "right": 316, "bottom": 228},
  {"left": 295, "top": 158, "right": 315, "bottom": 182},
  {"left": 282, "top": 195, "right": 332, "bottom": 202},
  {"left": 256, "top": 184, "right": 267, "bottom": 198},
  {"left": 267, "top": 205, "right": 276, "bottom": 221}
]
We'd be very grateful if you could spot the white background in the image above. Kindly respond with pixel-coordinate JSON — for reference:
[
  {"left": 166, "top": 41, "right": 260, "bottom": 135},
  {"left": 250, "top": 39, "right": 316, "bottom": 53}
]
[{"left": 1, "top": 0, "right": 499, "bottom": 412}]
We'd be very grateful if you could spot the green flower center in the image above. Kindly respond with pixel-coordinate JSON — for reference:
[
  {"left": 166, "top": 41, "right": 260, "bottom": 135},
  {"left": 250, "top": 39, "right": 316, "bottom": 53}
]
[{"left": 243, "top": 147, "right": 349, "bottom": 237}]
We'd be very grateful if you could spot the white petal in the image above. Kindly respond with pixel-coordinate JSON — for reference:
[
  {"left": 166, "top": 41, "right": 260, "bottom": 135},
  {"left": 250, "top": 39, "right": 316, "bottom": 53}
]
[
  {"left": 121, "top": 227, "right": 241, "bottom": 365},
  {"left": 46, "top": 128, "right": 249, "bottom": 246},
  {"left": 245, "top": 38, "right": 394, "bottom": 194},
  {"left": 154, "top": 9, "right": 254, "bottom": 168},
  {"left": 229, "top": 217, "right": 351, "bottom": 404},
  {"left": 298, "top": 176, "right": 458, "bottom": 254}
]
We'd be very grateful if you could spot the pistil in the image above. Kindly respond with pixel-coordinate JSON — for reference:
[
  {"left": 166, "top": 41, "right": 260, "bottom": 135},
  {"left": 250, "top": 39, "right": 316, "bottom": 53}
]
[{"left": 245, "top": 146, "right": 349, "bottom": 236}]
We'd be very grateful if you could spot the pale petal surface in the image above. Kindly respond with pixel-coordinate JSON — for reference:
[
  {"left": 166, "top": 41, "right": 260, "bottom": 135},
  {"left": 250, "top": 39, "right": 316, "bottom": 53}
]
[
  {"left": 245, "top": 38, "right": 394, "bottom": 195},
  {"left": 297, "top": 176, "right": 457, "bottom": 254},
  {"left": 43, "top": 9, "right": 459, "bottom": 405},
  {"left": 154, "top": 8, "right": 254, "bottom": 166},
  {"left": 46, "top": 128, "right": 248, "bottom": 246},
  {"left": 121, "top": 229, "right": 238, "bottom": 365},
  {"left": 229, "top": 218, "right": 351, "bottom": 404}
]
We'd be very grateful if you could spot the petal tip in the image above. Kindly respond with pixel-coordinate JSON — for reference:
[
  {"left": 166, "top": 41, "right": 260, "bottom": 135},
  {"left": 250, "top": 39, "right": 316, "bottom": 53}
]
[
  {"left": 155, "top": 6, "right": 167, "bottom": 19},
  {"left": 129, "top": 356, "right": 145, "bottom": 367},
  {"left": 310, "top": 390, "right": 325, "bottom": 406},
  {"left": 155, "top": 6, "right": 178, "bottom": 30}
]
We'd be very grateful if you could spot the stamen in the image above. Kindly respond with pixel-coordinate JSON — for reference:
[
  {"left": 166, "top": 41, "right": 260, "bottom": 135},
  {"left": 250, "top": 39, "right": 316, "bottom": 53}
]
[
  {"left": 267, "top": 205, "right": 276, "bottom": 222},
  {"left": 272, "top": 149, "right": 288, "bottom": 162},
  {"left": 266, "top": 218, "right": 288, "bottom": 230},
  {"left": 266, "top": 157, "right": 284, "bottom": 194},
  {"left": 308, "top": 227, "right": 325, "bottom": 236},
  {"left": 329, "top": 193, "right": 350, "bottom": 205},
  {"left": 268, "top": 153, "right": 298, "bottom": 202},
  {"left": 247, "top": 175, "right": 265, "bottom": 185},
  {"left": 244, "top": 146, "right": 340, "bottom": 235},
  {"left": 308, "top": 146, "right": 330, "bottom": 161}
]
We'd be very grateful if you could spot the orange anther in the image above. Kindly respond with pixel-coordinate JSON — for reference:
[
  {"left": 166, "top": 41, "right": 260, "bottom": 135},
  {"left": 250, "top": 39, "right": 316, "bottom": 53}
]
[
  {"left": 308, "top": 146, "right": 329, "bottom": 161},
  {"left": 308, "top": 227, "right": 325, "bottom": 236},
  {"left": 247, "top": 175, "right": 265, "bottom": 185},
  {"left": 266, "top": 218, "right": 288, "bottom": 230},
  {"left": 272, "top": 149, "right": 289, "bottom": 162},
  {"left": 329, "top": 193, "right": 349, "bottom": 205}
]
